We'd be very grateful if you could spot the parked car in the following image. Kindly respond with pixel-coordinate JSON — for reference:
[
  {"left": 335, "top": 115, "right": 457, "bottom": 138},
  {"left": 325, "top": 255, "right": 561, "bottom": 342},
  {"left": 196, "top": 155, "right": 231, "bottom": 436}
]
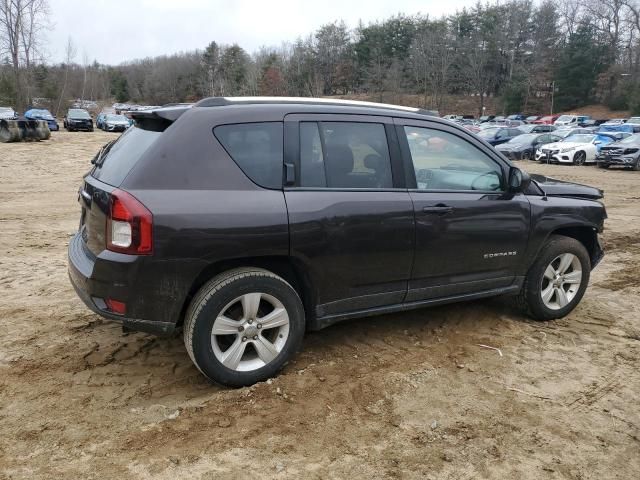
[
  {"left": 0, "top": 106, "right": 17, "bottom": 119},
  {"left": 596, "top": 134, "right": 640, "bottom": 170},
  {"left": 478, "top": 115, "right": 495, "bottom": 123},
  {"left": 625, "top": 116, "right": 640, "bottom": 126},
  {"left": 68, "top": 97, "right": 606, "bottom": 387},
  {"left": 535, "top": 133, "right": 610, "bottom": 164},
  {"left": 554, "top": 127, "right": 593, "bottom": 138},
  {"left": 525, "top": 115, "right": 540, "bottom": 123},
  {"left": 518, "top": 124, "right": 557, "bottom": 134},
  {"left": 99, "top": 114, "right": 131, "bottom": 132},
  {"left": 24, "top": 108, "right": 59, "bottom": 131},
  {"left": 64, "top": 109, "right": 93, "bottom": 131},
  {"left": 600, "top": 118, "right": 627, "bottom": 127},
  {"left": 554, "top": 115, "right": 590, "bottom": 127},
  {"left": 582, "top": 119, "right": 608, "bottom": 128},
  {"left": 497, "top": 132, "right": 563, "bottom": 160},
  {"left": 507, "top": 114, "right": 527, "bottom": 121},
  {"left": 477, "top": 126, "right": 523, "bottom": 145},
  {"left": 533, "top": 115, "right": 560, "bottom": 125}
]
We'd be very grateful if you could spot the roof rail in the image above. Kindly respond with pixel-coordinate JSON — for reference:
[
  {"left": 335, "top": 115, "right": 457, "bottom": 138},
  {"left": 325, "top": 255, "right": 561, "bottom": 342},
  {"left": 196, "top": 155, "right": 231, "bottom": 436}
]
[{"left": 194, "top": 96, "right": 439, "bottom": 117}]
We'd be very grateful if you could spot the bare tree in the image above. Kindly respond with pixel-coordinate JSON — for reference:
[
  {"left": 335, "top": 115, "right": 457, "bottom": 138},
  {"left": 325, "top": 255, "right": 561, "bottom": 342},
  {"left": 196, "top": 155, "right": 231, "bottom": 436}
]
[
  {"left": 0, "top": 0, "right": 48, "bottom": 109},
  {"left": 55, "top": 36, "right": 75, "bottom": 116}
]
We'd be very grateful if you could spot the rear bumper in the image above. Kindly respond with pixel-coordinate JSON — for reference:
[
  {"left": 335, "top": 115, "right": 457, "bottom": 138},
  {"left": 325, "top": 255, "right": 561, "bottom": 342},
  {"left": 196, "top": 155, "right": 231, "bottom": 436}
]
[{"left": 67, "top": 232, "right": 177, "bottom": 336}]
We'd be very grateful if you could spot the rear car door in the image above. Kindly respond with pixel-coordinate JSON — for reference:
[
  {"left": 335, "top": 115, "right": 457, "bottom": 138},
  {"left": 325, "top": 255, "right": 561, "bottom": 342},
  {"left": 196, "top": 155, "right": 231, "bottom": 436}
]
[
  {"left": 283, "top": 114, "right": 414, "bottom": 320},
  {"left": 395, "top": 118, "right": 531, "bottom": 301}
]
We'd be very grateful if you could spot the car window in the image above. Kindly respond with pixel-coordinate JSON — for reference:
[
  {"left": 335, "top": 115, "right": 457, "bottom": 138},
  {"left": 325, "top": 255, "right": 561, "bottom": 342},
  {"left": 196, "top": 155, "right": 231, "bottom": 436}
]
[
  {"left": 403, "top": 126, "right": 503, "bottom": 192},
  {"left": 214, "top": 122, "right": 283, "bottom": 189},
  {"left": 299, "top": 122, "right": 393, "bottom": 189}
]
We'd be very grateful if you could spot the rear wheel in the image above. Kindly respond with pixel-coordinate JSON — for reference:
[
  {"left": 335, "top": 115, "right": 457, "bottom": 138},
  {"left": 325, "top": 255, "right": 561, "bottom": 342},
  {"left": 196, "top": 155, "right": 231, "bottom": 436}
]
[
  {"left": 183, "top": 268, "right": 305, "bottom": 387},
  {"left": 573, "top": 151, "right": 586, "bottom": 165},
  {"left": 516, "top": 235, "right": 590, "bottom": 321}
]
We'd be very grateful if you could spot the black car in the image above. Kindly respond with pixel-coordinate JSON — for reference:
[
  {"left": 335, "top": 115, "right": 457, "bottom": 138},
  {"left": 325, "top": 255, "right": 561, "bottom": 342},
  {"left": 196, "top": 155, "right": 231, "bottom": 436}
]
[
  {"left": 477, "top": 126, "right": 523, "bottom": 145},
  {"left": 496, "top": 133, "right": 563, "bottom": 160},
  {"left": 596, "top": 134, "right": 640, "bottom": 170},
  {"left": 478, "top": 115, "right": 495, "bottom": 123},
  {"left": 68, "top": 97, "right": 606, "bottom": 387},
  {"left": 64, "top": 109, "right": 93, "bottom": 131}
]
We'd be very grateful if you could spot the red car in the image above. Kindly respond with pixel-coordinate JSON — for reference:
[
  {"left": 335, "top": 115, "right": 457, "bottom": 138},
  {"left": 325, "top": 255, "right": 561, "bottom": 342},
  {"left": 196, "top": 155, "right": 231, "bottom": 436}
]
[{"left": 533, "top": 115, "right": 560, "bottom": 125}]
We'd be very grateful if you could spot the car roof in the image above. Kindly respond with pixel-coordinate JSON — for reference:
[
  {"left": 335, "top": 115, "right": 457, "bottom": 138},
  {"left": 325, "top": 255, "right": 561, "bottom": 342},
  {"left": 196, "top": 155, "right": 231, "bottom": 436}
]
[{"left": 133, "top": 96, "right": 448, "bottom": 126}]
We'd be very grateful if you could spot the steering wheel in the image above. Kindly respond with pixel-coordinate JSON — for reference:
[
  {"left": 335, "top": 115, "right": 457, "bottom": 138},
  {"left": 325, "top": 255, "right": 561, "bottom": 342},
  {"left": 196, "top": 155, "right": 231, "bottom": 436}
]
[{"left": 471, "top": 171, "right": 501, "bottom": 191}]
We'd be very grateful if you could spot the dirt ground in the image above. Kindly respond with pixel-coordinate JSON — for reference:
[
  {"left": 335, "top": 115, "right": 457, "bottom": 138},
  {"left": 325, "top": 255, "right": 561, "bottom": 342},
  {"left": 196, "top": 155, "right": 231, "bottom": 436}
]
[{"left": 1, "top": 131, "right": 639, "bottom": 479}]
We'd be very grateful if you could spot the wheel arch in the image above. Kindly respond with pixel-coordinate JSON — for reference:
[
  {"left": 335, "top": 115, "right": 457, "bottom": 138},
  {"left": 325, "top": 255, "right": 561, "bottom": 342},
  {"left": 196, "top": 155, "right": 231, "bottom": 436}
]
[
  {"left": 545, "top": 225, "right": 600, "bottom": 268},
  {"left": 177, "top": 256, "right": 316, "bottom": 327}
]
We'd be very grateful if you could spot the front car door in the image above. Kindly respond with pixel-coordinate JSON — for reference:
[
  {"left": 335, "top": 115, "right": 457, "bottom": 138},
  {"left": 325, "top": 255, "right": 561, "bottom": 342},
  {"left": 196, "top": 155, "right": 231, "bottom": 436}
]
[
  {"left": 395, "top": 118, "right": 531, "bottom": 302},
  {"left": 284, "top": 114, "right": 415, "bottom": 323}
]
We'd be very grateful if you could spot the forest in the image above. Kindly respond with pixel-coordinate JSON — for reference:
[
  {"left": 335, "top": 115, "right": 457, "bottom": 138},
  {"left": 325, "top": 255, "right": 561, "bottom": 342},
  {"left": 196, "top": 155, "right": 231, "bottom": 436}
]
[{"left": 1, "top": 0, "right": 640, "bottom": 116}]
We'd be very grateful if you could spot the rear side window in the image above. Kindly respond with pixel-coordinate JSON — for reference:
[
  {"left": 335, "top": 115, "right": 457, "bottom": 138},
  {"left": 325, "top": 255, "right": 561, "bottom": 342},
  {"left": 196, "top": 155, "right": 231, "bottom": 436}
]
[
  {"left": 299, "top": 122, "right": 393, "bottom": 189},
  {"left": 214, "top": 122, "right": 283, "bottom": 189},
  {"left": 91, "top": 126, "right": 162, "bottom": 186}
]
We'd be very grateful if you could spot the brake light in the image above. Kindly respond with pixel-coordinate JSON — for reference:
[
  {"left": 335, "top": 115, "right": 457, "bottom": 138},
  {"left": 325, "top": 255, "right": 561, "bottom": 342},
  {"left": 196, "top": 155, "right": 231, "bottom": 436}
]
[{"left": 106, "top": 189, "right": 153, "bottom": 255}]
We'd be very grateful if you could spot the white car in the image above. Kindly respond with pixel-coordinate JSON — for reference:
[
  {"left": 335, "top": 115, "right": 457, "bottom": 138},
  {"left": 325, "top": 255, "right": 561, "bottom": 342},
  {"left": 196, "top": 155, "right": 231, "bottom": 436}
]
[
  {"left": 626, "top": 116, "right": 640, "bottom": 126},
  {"left": 535, "top": 133, "right": 601, "bottom": 165},
  {"left": 0, "top": 106, "right": 17, "bottom": 119},
  {"left": 554, "top": 114, "right": 590, "bottom": 127},
  {"left": 600, "top": 118, "right": 627, "bottom": 127}
]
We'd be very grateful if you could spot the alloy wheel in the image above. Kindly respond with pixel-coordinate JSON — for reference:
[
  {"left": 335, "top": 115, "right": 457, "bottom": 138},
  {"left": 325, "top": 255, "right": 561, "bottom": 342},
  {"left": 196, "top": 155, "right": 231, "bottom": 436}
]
[
  {"left": 540, "top": 253, "right": 583, "bottom": 310},
  {"left": 211, "top": 292, "right": 290, "bottom": 371}
]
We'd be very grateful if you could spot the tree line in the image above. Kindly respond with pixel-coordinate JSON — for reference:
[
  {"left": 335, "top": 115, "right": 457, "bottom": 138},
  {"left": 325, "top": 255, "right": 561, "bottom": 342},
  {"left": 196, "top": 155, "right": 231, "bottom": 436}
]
[{"left": 2, "top": 0, "right": 640, "bottom": 116}]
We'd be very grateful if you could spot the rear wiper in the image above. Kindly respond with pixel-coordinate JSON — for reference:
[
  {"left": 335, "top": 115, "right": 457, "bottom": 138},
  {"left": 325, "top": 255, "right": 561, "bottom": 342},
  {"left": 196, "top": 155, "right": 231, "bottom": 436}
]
[{"left": 91, "top": 140, "right": 117, "bottom": 166}]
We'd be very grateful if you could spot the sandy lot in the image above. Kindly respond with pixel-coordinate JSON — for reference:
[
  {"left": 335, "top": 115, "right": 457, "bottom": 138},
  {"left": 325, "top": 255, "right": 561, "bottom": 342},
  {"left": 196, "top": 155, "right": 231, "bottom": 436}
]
[{"left": 1, "top": 131, "right": 639, "bottom": 479}]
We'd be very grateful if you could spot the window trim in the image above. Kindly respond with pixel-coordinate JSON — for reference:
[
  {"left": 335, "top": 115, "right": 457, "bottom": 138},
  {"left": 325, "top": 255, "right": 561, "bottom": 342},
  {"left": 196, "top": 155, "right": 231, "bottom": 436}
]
[
  {"left": 283, "top": 113, "right": 406, "bottom": 191},
  {"left": 394, "top": 119, "right": 510, "bottom": 194}
]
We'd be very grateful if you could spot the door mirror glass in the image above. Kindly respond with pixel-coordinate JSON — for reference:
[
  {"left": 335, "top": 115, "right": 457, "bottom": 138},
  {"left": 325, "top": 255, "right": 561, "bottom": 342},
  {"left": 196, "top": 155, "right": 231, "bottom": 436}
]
[{"left": 508, "top": 167, "right": 531, "bottom": 192}]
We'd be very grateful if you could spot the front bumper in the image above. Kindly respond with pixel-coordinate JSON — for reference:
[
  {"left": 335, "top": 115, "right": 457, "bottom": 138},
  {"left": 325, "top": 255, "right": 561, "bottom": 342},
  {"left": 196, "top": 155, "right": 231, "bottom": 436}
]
[
  {"left": 596, "top": 154, "right": 638, "bottom": 167},
  {"left": 535, "top": 150, "right": 575, "bottom": 163},
  {"left": 106, "top": 124, "right": 127, "bottom": 132},
  {"left": 68, "top": 232, "right": 177, "bottom": 335}
]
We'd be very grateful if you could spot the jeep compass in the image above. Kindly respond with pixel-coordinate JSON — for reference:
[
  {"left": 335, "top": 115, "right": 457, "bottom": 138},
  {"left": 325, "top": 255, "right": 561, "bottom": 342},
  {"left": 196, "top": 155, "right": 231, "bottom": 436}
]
[{"left": 69, "top": 97, "right": 606, "bottom": 386}]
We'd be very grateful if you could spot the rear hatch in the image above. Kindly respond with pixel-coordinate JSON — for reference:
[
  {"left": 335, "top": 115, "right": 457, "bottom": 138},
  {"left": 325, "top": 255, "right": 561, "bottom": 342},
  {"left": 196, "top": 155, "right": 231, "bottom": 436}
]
[{"left": 78, "top": 119, "right": 169, "bottom": 256}]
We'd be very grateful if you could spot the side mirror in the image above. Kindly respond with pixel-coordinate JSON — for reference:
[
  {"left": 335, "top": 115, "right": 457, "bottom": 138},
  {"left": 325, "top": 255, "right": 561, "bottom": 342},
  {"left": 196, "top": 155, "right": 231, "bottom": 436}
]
[{"left": 508, "top": 167, "right": 531, "bottom": 193}]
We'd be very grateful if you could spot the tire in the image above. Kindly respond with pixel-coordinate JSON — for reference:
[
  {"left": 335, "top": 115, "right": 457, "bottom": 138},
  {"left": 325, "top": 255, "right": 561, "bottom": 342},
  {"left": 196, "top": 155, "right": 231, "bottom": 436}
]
[
  {"left": 183, "top": 267, "right": 305, "bottom": 387},
  {"left": 522, "top": 150, "right": 531, "bottom": 160},
  {"left": 633, "top": 160, "right": 640, "bottom": 171},
  {"left": 515, "top": 235, "right": 590, "bottom": 321},
  {"left": 573, "top": 151, "right": 586, "bottom": 165}
]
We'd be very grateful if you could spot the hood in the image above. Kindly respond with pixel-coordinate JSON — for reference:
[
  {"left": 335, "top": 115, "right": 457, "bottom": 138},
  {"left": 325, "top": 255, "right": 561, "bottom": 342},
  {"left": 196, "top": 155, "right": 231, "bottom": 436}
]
[
  {"left": 540, "top": 141, "right": 584, "bottom": 150},
  {"left": 530, "top": 174, "right": 603, "bottom": 200}
]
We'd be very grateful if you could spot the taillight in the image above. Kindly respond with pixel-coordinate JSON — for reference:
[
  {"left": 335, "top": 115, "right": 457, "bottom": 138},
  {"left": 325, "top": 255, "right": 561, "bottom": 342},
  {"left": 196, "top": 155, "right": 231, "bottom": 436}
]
[{"left": 106, "top": 189, "right": 153, "bottom": 255}]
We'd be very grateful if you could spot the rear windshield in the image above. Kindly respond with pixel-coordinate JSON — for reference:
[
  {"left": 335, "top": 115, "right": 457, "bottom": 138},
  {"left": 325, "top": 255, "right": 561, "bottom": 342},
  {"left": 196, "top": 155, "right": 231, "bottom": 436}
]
[{"left": 91, "top": 126, "right": 162, "bottom": 186}]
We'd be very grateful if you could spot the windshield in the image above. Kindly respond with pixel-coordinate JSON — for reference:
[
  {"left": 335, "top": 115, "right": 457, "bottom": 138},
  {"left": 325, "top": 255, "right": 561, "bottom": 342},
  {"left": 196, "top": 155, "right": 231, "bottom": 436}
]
[
  {"left": 564, "top": 134, "right": 595, "bottom": 143},
  {"left": 69, "top": 109, "right": 91, "bottom": 119},
  {"left": 478, "top": 128, "right": 500, "bottom": 138},
  {"left": 556, "top": 115, "right": 573, "bottom": 122},
  {"left": 106, "top": 114, "right": 127, "bottom": 122},
  {"left": 32, "top": 109, "right": 53, "bottom": 119}
]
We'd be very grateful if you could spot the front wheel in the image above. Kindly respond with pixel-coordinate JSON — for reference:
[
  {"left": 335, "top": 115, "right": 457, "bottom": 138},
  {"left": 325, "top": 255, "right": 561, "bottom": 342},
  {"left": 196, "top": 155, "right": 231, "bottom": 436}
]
[
  {"left": 516, "top": 235, "right": 590, "bottom": 321},
  {"left": 573, "top": 151, "right": 586, "bottom": 165},
  {"left": 184, "top": 268, "right": 305, "bottom": 387}
]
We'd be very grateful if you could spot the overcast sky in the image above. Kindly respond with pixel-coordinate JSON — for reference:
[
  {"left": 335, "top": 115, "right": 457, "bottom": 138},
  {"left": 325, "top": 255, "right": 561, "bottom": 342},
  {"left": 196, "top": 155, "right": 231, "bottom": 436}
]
[{"left": 46, "top": 0, "right": 480, "bottom": 65}]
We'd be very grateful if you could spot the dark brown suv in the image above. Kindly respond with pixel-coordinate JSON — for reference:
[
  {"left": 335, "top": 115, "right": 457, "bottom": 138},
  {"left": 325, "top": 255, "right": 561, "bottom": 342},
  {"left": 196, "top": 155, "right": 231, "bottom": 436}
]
[{"left": 69, "top": 97, "right": 605, "bottom": 386}]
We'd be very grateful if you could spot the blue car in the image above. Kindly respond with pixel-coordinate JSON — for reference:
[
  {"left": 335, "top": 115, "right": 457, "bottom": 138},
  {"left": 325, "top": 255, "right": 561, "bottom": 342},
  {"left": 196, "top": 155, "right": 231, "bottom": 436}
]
[{"left": 24, "top": 108, "right": 59, "bottom": 131}]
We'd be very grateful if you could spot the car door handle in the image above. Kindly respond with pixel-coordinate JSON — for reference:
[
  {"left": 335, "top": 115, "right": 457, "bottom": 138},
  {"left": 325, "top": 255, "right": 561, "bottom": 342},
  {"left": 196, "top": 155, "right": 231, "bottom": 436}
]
[{"left": 422, "top": 205, "right": 453, "bottom": 215}]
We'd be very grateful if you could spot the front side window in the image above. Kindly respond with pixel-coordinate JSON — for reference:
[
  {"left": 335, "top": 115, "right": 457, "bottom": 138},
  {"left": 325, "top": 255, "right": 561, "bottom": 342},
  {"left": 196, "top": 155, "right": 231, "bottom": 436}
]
[
  {"left": 299, "top": 122, "right": 393, "bottom": 189},
  {"left": 214, "top": 122, "right": 283, "bottom": 189},
  {"left": 403, "top": 126, "right": 503, "bottom": 192}
]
